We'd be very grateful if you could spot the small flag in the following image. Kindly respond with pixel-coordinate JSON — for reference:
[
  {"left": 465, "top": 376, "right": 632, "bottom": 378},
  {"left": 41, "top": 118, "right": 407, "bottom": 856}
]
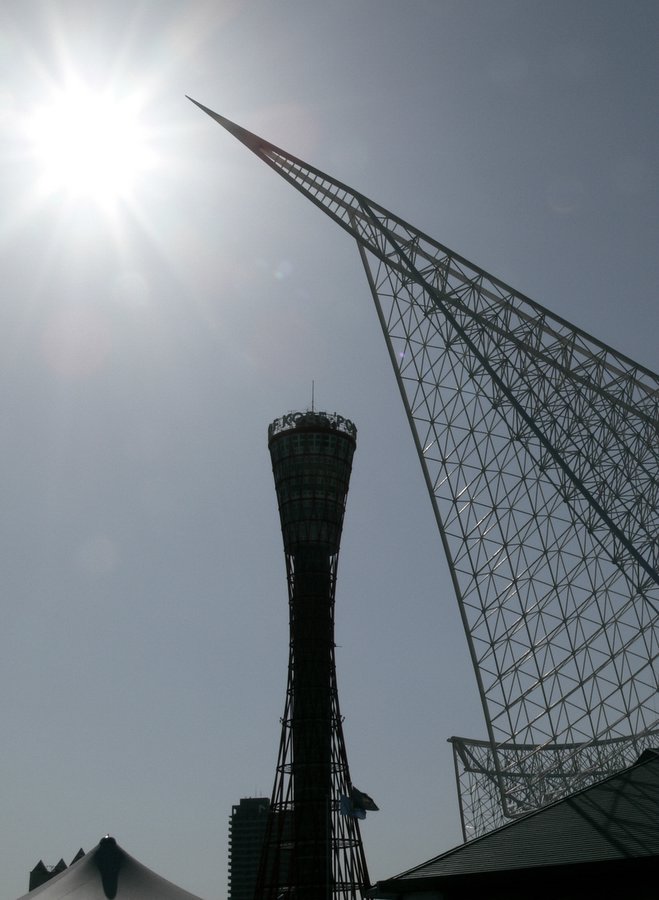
[
  {"left": 340, "top": 794, "right": 366, "bottom": 819},
  {"left": 351, "top": 787, "right": 379, "bottom": 812}
]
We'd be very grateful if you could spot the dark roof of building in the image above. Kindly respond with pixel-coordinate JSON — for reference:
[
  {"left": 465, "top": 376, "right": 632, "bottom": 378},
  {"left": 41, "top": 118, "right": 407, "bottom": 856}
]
[
  {"left": 30, "top": 850, "right": 85, "bottom": 890},
  {"left": 373, "top": 749, "right": 659, "bottom": 894}
]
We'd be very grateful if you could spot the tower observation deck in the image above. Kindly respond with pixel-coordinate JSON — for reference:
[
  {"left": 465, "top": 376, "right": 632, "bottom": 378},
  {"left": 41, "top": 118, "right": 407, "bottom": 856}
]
[{"left": 257, "top": 410, "right": 369, "bottom": 900}]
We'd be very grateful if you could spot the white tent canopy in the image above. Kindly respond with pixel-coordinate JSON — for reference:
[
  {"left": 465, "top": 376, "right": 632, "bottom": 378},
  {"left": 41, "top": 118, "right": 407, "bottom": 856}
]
[{"left": 17, "top": 836, "right": 204, "bottom": 900}]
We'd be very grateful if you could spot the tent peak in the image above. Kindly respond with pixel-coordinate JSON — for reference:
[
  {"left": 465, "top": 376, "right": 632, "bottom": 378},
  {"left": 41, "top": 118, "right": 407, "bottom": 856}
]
[{"left": 94, "top": 836, "right": 124, "bottom": 899}]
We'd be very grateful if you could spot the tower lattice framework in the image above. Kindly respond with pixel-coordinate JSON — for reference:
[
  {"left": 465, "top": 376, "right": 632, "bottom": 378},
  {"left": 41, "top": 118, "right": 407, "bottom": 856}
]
[
  {"left": 258, "top": 411, "right": 369, "bottom": 900},
  {"left": 192, "top": 100, "right": 659, "bottom": 838}
]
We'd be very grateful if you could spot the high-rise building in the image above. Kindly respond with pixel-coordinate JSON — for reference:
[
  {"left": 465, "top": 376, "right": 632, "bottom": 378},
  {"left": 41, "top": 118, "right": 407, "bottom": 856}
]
[
  {"left": 255, "top": 410, "right": 369, "bottom": 900},
  {"left": 228, "top": 798, "right": 270, "bottom": 900}
]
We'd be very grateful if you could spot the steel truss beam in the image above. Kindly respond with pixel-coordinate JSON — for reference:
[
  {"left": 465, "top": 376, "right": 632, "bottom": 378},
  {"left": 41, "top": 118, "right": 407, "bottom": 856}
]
[
  {"left": 192, "top": 99, "right": 659, "bottom": 836},
  {"left": 449, "top": 730, "right": 659, "bottom": 839}
]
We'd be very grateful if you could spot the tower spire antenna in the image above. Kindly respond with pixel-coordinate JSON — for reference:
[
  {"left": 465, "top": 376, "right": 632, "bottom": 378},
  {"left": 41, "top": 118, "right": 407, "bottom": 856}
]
[{"left": 193, "top": 101, "right": 659, "bottom": 837}]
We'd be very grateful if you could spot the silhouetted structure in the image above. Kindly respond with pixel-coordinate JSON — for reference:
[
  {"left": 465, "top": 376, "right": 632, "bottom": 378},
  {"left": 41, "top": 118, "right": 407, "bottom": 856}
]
[
  {"left": 29, "top": 851, "right": 83, "bottom": 891},
  {"left": 228, "top": 798, "right": 270, "bottom": 900},
  {"left": 370, "top": 749, "right": 659, "bottom": 900},
  {"left": 256, "top": 410, "right": 369, "bottom": 900},
  {"left": 191, "top": 98, "right": 659, "bottom": 837}
]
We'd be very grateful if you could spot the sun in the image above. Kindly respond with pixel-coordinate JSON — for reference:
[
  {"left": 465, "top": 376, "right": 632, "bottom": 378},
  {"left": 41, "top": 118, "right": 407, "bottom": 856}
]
[{"left": 25, "top": 78, "right": 156, "bottom": 208}]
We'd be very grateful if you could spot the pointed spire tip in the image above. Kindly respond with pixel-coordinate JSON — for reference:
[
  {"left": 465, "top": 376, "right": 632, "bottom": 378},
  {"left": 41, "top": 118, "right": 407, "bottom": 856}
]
[{"left": 186, "top": 97, "right": 274, "bottom": 154}]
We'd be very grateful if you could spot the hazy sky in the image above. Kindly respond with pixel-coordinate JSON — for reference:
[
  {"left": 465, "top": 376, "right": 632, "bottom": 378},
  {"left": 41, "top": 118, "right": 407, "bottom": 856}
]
[{"left": 1, "top": 1, "right": 657, "bottom": 898}]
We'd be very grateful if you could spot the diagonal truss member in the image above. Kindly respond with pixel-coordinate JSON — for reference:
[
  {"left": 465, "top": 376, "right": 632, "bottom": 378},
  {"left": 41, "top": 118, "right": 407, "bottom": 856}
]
[{"left": 191, "top": 99, "right": 659, "bottom": 834}]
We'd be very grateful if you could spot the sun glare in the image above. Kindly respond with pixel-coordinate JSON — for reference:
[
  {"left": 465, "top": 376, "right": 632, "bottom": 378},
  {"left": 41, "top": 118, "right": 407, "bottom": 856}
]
[{"left": 25, "top": 80, "right": 156, "bottom": 207}]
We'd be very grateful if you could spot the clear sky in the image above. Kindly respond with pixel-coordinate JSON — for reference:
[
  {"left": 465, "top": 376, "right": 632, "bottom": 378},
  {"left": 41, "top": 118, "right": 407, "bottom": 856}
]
[{"left": 0, "top": 1, "right": 657, "bottom": 897}]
